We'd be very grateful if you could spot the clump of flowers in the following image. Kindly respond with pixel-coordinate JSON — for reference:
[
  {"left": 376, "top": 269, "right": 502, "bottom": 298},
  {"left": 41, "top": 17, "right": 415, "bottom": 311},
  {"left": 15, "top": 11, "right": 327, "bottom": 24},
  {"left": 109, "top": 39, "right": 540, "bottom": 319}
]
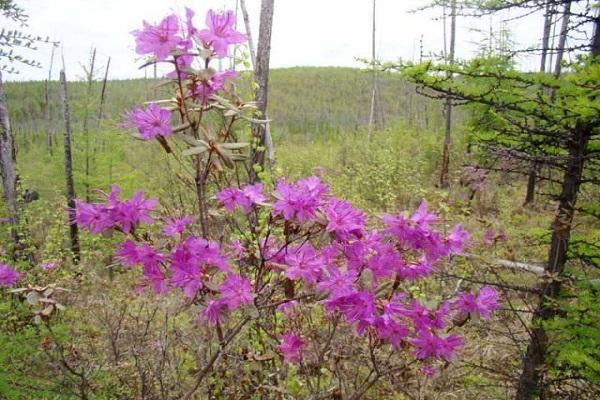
[
  {"left": 59, "top": 7, "right": 505, "bottom": 398},
  {"left": 0, "top": 262, "right": 20, "bottom": 287},
  {"left": 76, "top": 175, "right": 499, "bottom": 376}
]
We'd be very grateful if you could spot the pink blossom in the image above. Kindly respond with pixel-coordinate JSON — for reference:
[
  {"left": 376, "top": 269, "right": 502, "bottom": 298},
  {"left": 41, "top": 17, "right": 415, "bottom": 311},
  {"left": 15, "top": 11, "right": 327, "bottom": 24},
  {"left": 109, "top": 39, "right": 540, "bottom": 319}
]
[
  {"left": 198, "top": 10, "right": 247, "bottom": 58},
  {"left": 216, "top": 182, "right": 263, "bottom": 214},
  {"left": 190, "top": 70, "right": 238, "bottom": 103},
  {"left": 0, "top": 263, "right": 20, "bottom": 287},
  {"left": 116, "top": 240, "right": 140, "bottom": 267},
  {"left": 133, "top": 14, "right": 186, "bottom": 61},
  {"left": 454, "top": 286, "right": 500, "bottom": 320},
  {"left": 219, "top": 274, "right": 254, "bottom": 310},
  {"left": 40, "top": 262, "right": 59, "bottom": 271},
  {"left": 446, "top": 224, "right": 470, "bottom": 254},
  {"left": 323, "top": 290, "right": 375, "bottom": 324},
  {"left": 323, "top": 197, "right": 365, "bottom": 241},
  {"left": 411, "top": 330, "right": 463, "bottom": 361},
  {"left": 125, "top": 103, "right": 172, "bottom": 141},
  {"left": 273, "top": 177, "right": 328, "bottom": 224},
  {"left": 283, "top": 244, "right": 323, "bottom": 285},
  {"left": 163, "top": 216, "right": 194, "bottom": 237},
  {"left": 199, "top": 299, "right": 228, "bottom": 326},
  {"left": 279, "top": 332, "right": 305, "bottom": 365},
  {"left": 317, "top": 265, "right": 356, "bottom": 297}
]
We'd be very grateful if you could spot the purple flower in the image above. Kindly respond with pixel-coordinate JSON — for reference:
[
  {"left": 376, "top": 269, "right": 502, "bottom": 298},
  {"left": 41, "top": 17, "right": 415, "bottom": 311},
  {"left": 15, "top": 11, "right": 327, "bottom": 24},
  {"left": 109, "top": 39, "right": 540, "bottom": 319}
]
[
  {"left": 273, "top": 177, "right": 328, "bottom": 224},
  {"left": 216, "top": 182, "right": 262, "bottom": 214},
  {"left": 116, "top": 240, "right": 140, "bottom": 267},
  {"left": 126, "top": 104, "right": 172, "bottom": 141},
  {"left": 446, "top": 224, "right": 470, "bottom": 254},
  {"left": 199, "top": 299, "right": 228, "bottom": 326},
  {"left": 190, "top": 70, "right": 237, "bottom": 103},
  {"left": 0, "top": 263, "right": 20, "bottom": 287},
  {"left": 74, "top": 200, "right": 113, "bottom": 234},
  {"left": 484, "top": 229, "right": 495, "bottom": 245},
  {"left": 219, "top": 274, "right": 254, "bottom": 310},
  {"left": 411, "top": 330, "right": 463, "bottom": 361},
  {"left": 317, "top": 265, "right": 356, "bottom": 298},
  {"left": 198, "top": 10, "right": 247, "bottom": 58},
  {"left": 133, "top": 14, "right": 186, "bottom": 60},
  {"left": 279, "top": 332, "right": 305, "bottom": 365},
  {"left": 142, "top": 263, "right": 168, "bottom": 294},
  {"left": 454, "top": 286, "right": 500, "bottom": 320},
  {"left": 283, "top": 244, "right": 323, "bottom": 285},
  {"left": 109, "top": 189, "right": 158, "bottom": 233},
  {"left": 323, "top": 290, "right": 375, "bottom": 324},
  {"left": 323, "top": 197, "right": 365, "bottom": 241},
  {"left": 166, "top": 54, "right": 194, "bottom": 80},
  {"left": 163, "top": 216, "right": 194, "bottom": 237},
  {"left": 40, "top": 262, "right": 59, "bottom": 271},
  {"left": 170, "top": 236, "right": 231, "bottom": 298}
]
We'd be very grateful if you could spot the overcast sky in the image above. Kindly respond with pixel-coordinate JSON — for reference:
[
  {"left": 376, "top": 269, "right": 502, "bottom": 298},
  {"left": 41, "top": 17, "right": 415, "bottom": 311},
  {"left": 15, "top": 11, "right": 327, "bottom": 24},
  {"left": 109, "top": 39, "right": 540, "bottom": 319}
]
[{"left": 6, "top": 0, "right": 544, "bottom": 81}]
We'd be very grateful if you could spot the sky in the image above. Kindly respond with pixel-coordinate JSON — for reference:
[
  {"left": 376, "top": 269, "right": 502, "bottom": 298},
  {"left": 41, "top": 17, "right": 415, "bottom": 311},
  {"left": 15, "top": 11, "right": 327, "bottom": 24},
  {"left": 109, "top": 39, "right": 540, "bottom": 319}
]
[{"left": 5, "top": 0, "right": 545, "bottom": 82}]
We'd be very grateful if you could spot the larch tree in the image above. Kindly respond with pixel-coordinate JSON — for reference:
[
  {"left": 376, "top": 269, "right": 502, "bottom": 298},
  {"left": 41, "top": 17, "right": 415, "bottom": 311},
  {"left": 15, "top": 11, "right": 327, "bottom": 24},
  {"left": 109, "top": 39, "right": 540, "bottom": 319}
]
[{"left": 392, "top": 0, "right": 600, "bottom": 398}]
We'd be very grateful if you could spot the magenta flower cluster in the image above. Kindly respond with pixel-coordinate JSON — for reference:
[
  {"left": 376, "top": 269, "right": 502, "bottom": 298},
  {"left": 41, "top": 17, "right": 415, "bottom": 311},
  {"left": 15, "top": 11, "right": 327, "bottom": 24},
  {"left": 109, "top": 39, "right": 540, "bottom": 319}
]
[
  {"left": 76, "top": 176, "right": 500, "bottom": 372},
  {"left": 127, "top": 8, "right": 246, "bottom": 140},
  {"left": 75, "top": 185, "right": 158, "bottom": 234},
  {"left": 0, "top": 262, "right": 20, "bottom": 287}
]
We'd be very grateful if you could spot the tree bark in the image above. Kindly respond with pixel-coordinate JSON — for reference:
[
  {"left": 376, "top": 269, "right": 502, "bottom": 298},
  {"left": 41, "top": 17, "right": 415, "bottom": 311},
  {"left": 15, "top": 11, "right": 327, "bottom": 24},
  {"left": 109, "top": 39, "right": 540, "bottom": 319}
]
[
  {"left": 0, "top": 71, "right": 20, "bottom": 249},
  {"left": 59, "top": 69, "right": 80, "bottom": 263},
  {"left": 367, "top": 0, "right": 378, "bottom": 143},
  {"left": 439, "top": 0, "right": 456, "bottom": 189},
  {"left": 524, "top": 3, "right": 555, "bottom": 205},
  {"left": 515, "top": 13, "right": 598, "bottom": 399},
  {"left": 96, "top": 56, "right": 111, "bottom": 127},
  {"left": 249, "top": 0, "right": 275, "bottom": 183}
]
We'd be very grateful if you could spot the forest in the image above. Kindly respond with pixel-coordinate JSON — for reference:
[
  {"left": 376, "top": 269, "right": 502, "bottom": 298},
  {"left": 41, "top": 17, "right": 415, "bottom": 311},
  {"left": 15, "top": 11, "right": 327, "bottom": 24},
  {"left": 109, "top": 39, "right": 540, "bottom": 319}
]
[{"left": 0, "top": 0, "right": 599, "bottom": 399}]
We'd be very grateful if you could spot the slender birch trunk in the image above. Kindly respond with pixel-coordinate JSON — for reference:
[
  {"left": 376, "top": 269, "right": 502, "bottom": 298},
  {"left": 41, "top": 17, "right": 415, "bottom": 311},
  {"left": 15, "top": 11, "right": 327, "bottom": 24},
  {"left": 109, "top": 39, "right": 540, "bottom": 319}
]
[
  {"left": 59, "top": 69, "right": 80, "bottom": 263},
  {"left": 248, "top": 0, "right": 275, "bottom": 182}
]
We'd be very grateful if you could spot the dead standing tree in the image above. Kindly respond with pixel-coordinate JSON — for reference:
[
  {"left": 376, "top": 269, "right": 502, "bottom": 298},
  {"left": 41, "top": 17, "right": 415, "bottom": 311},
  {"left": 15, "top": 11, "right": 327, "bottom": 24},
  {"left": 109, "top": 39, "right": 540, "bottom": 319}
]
[
  {"left": 59, "top": 68, "right": 80, "bottom": 263},
  {"left": 248, "top": 0, "right": 275, "bottom": 182},
  {"left": 0, "top": 70, "right": 19, "bottom": 251},
  {"left": 439, "top": 0, "right": 457, "bottom": 189}
]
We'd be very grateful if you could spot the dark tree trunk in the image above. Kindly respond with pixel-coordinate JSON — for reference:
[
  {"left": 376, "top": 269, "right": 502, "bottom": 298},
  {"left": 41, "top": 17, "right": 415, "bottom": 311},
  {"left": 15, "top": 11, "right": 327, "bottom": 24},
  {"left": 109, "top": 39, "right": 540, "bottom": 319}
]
[
  {"left": 516, "top": 13, "right": 598, "bottom": 398},
  {"left": 0, "top": 71, "right": 20, "bottom": 251},
  {"left": 524, "top": 2, "right": 555, "bottom": 206},
  {"left": 249, "top": 0, "right": 275, "bottom": 183},
  {"left": 440, "top": 0, "right": 456, "bottom": 189},
  {"left": 97, "top": 57, "right": 111, "bottom": 127},
  {"left": 59, "top": 70, "right": 81, "bottom": 263}
]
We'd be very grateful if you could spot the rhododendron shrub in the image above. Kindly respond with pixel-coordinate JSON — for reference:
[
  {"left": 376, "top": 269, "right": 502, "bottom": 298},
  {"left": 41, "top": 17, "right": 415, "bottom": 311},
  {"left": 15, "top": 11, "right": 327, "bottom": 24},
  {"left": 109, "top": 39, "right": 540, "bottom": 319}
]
[
  {"left": 65, "top": 8, "right": 502, "bottom": 398},
  {"left": 75, "top": 177, "right": 500, "bottom": 396}
]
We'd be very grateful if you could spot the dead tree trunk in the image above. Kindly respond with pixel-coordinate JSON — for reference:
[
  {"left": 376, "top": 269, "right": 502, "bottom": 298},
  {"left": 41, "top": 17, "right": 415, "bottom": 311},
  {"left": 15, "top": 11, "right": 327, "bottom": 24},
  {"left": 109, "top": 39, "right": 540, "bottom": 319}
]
[
  {"left": 0, "top": 71, "right": 20, "bottom": 250},
  {"left": 83, "top": 48, "right": 96, "bottom": 202},
  {"left": 45, "top": 46, "right": 56, "bottom": 154},
  {"left": 524, "top": 3, "right": 555, "bottom": 206},
  {"left": 96, "top": 56, "right": 111, "bottom": 127},
  {"left": 249, "top": 0, "right": 275, "bottom": 183},
  {"left": 59, "top": 69, "right": 80, "bottom": 263},
  {"left": 439, "top": 0, "right": 456, "bottom": 189},
  {"left": 516, "top": 14, "right": 598, "bottom": 400},
  {"left": 367, "top": 0, "right": 378, "bottom": 143}
]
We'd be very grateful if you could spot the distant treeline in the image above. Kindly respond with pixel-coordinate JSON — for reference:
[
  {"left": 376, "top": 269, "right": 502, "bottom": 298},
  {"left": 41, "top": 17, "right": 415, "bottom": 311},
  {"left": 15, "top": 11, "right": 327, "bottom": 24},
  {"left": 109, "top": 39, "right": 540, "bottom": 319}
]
[{"left": 4, "top": 67, "right": 448, "bottom": 138}]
